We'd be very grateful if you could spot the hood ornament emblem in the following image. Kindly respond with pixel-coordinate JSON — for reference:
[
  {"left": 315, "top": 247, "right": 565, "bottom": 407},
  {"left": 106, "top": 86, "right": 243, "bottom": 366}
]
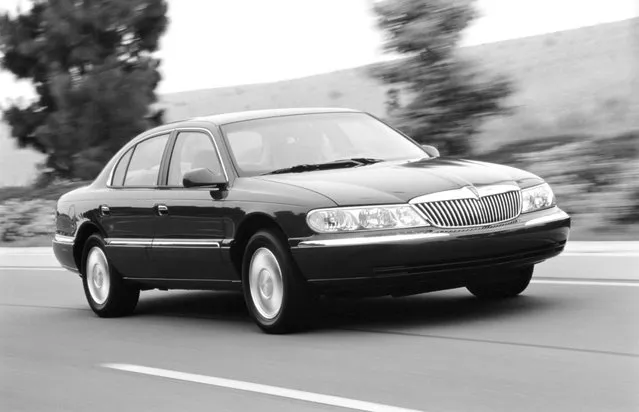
[
  {"left": 467, "top": 186, "right": 480, "bottom": 199},
  {"left": 408, "top": 184, "right": 520, "bottom": 204}
]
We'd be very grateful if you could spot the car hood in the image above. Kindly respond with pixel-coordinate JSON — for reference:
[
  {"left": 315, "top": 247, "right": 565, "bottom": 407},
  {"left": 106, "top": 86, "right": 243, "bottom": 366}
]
[{"left": 256, "top": 158, "right": 543, "bottom": 205}]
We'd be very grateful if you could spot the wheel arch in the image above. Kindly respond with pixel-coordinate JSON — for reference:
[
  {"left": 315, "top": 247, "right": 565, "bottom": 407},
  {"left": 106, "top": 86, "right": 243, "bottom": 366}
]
[
  {"left": 230, "top": 213, "right": 288, "bottom": 276},
  {"left": 73, "top": 221, "right": 105, "bottom": 275}
]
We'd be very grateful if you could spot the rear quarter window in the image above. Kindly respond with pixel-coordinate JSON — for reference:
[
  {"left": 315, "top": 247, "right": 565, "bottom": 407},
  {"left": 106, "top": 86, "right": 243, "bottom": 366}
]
[{"left": 110, "top": 148, "right": 134, "bottom": 187}]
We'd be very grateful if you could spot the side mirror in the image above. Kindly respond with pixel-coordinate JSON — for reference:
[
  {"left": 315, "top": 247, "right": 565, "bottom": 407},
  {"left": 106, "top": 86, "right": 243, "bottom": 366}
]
[
  {"left": 421, "top": 144, "right": 440, "bottom": 158},
  {"left": 183, "top": 168, "right": 227, "bottom": 189}
]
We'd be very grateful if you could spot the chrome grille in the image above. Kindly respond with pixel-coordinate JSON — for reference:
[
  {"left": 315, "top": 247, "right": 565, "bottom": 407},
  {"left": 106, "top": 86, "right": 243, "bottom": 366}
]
[{"left": 414, "top": 190, "right": 522, "bottom": 228}]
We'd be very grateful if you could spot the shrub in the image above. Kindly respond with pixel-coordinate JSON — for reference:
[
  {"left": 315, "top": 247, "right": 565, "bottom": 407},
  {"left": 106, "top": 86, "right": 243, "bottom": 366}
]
[
  {"left": 479, "top": 130, "right": 639, "bottom": 226},
  {"left": 0, "top": 199, "right": 56, "bottom": 242}
]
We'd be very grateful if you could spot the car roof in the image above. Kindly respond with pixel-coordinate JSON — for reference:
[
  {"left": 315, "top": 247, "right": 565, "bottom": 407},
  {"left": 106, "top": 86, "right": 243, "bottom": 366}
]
[
  {"left": 130, "top": 107, "right": 365, "bottom": 147},
  {"left": 191, "top": 107, "right": 361, "bottom": 126}
]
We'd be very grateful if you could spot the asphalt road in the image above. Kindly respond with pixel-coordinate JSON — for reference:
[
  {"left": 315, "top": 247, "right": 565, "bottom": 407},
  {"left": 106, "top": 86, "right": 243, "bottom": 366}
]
[{"left": 1, "top": 256, "right": 638, "bottom": 412}]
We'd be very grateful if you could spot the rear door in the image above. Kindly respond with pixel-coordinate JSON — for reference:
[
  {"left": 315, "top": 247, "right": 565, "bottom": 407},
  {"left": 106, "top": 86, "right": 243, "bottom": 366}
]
[
  {"left": 149, "top": 129, "right": 231, "bottom": 281},
  {"left": 101, "top": 132, "right": 171, "bottom": 278}
]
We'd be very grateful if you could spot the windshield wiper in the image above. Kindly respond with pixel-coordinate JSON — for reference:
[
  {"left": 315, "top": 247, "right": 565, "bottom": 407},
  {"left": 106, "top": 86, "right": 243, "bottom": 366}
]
[
  {"left": 335, "top": 157, "right": 384, "bottom": 165},
  {"left": 263, "top": 158, "right": 384, "bottom": 175}
]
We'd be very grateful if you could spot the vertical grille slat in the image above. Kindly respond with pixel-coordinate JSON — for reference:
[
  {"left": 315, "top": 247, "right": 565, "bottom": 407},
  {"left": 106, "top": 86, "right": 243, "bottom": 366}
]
[
  {"left": 516, "top": 192, "right": 522, "bottom": 213},
  {"left": 416, "top": 204, "right": 434, "bottom": 223},
  {"left": 458, "top": 199, "right": 471, "bottom": 225},
  {"left": 419, "top": 204, "right": 435, "bottom": 225},
  {"left": 469, "top": 199, "right": 482, "bottom": 225},
  {"left": 493, "top": 194, "right": 503, "bottom": 221},
  {"left": 495, "top": 196, "right": 506, "bottom": 221},
  {"left": 448, "top": 200, "right": 463, "bottom": 226},
  {"left": 506, "top": 192, "right": 515, "bottom": 218},
  {"left": 442, "top": 201, "right": 456, "bottom": 226},
  {"left": 462, "top": 199, "right": 474, "bottom": 226},
  {"left": 464, "top": 199, "right": 477, "bottom": 226},
  {"left": 438, "top": 202, "right": 455, "bottom": 227},
  {"left": 471, "top": 199, "right": 481, "bottom": 225},
  {"left": 479, "top": 200, "right": 488, "bottom": 224},
  {"left": 433, "top": 202, "right": 453, "bottom": 226},
  {"left": 505, "top": 194, "right": 512, "bottom": 219},
  {"left": 464, "top": 199, "right": 478, "bottom": 225},
  {"left": 417, "top": 190, "right": 521, "bottom": 228},
  {"left": 510, "top": 192, "right": 518, "bottom": 216},
  {"left": 457, "top": 199, "right": 469, "bottom": 226},
  {"left": 486, "top": 196, "right": 497, "bottom": 222},
  {"left": 498, "top": 194, "right": 508, "bottom": 221},
  {"left": 424, "top": 203, "right": 445, "bottom": 226}
]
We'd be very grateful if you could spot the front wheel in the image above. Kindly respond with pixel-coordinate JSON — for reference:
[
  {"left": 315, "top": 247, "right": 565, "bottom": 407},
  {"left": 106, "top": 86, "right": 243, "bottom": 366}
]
[
  {"left": 466, "top": 265, "right": 534, "bottom": 299},
  {"left": 82, "top": 234, "right": 139, "bottom": 317},
  {"left": 242, "top": 230, "right": 313, "bottom": 333}
]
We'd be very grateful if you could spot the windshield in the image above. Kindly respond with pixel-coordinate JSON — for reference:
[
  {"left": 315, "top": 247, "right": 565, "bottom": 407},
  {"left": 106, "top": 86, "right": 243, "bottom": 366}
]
[{"left": 221, "top": 112, "right": 427, "bottom": 176}]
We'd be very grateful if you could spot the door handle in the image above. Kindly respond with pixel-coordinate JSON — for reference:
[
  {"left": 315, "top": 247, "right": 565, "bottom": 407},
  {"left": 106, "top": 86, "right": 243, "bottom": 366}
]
[
  {"left": 157, "top": 204, "right": 169, "bottom": 216},
  {"left": 99, "top": 205, "right": 110, "bottom": 216}
]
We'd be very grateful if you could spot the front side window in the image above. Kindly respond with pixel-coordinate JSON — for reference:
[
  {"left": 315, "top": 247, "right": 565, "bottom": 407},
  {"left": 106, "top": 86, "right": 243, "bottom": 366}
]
[
  {"left": 167, "top": 131, "right": 223, "bottom": 187},
  {"left": 123, "top": 134, "right": 169, "bottom": 187},
  {"left": 222, "top": 112, "right": 426, "bottom": 176}
]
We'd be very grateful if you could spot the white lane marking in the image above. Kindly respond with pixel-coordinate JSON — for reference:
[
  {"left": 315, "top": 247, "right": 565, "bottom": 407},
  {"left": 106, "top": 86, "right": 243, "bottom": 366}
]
[
  {"left": 1, "top": 268, "right": 638, "bottom": 287},
  {"left": 0, "top": 253, "right": 53, "bottom": 256},
  {"left": 1, "top": 266, "right": 637, "bottom": 287},
  {"left": 0, "top": 267, "right": 68, "bottom": 271},
  {"left": 562, "top": 253, "right": 639, "bottom": 257},
  {"left": 532, "top": 279, "right": 639, "bottom": 287},
  {"left": 101, "top": 363, "right": 423, "bottom": 412}
]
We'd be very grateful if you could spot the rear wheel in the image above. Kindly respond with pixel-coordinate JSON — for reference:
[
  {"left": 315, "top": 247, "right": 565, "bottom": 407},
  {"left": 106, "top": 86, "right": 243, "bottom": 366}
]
[
  {"left": 467, "top": 265, "right": 534, "bottom": 299},
  {"left": 82, "top": 234, "right": 139, "bottom": 317},
  {"left": 242, "top": 230, "right": 313, "bottom": 333}
]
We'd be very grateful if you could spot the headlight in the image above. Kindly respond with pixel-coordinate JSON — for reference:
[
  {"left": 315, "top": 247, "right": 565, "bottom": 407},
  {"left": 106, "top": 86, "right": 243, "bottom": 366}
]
[
  {"left": 307, "top": 205, "right": 428, "bottom": 233},
  {"left": 521, "top": 183, "right": 555, "bottom": 213}
]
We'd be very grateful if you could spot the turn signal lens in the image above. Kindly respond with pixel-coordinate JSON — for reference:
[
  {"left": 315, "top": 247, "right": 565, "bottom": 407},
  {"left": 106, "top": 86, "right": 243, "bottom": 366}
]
[{"left": 306, "top": 205, "right": 428, "bottom": 233}]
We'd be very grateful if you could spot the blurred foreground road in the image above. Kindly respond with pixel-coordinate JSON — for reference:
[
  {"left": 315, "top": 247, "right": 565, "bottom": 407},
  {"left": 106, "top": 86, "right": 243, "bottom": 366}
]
[{"left": 1, "top": 248, "right": 638, "bottom": 412}]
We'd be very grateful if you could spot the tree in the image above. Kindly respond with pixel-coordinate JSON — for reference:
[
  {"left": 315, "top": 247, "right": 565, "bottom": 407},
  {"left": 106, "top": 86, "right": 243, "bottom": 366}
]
[
  {"left": 0, "top": 0, "right": 168, "bottom": 180},
  {"left": 372, "top": 0, "right": 512, "bottom": 156},
  {"left": 384, "top": 88, "right": 401, "bottom": 117}
]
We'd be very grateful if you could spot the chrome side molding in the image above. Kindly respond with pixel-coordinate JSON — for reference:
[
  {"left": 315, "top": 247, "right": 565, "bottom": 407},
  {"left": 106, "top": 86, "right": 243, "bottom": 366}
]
[
  {"left": 153, "top": 239, "right": 221, "bottom": 248},
  {"left": 105, "top": 238, "right": 221, "bottom": 248},
  {"left": 106, "top": 238, "right": 153, "bottom": 246}
]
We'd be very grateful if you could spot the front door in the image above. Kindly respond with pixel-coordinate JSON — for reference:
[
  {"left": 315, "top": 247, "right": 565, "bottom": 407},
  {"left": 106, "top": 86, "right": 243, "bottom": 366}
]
[
  {"left": 102, "top": 133, "right": 170, "bottom": 278},
  {"left": 150, "top": 130, "right": 230, "bottom": 281}
]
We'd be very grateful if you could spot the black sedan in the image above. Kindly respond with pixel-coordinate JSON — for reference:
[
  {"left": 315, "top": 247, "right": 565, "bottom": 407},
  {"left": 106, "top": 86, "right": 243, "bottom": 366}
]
[{"left": 52, "top": 108, "right": 571, "bottom": 333}]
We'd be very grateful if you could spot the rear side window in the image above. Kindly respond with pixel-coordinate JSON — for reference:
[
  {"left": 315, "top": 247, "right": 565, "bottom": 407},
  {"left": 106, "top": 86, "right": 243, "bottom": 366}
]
[
  {"left": 110, "top": 148, "right": 133, "bottom": 187},
  {"left": 123, "top": 134, "right": 169, "bottom": 187}
]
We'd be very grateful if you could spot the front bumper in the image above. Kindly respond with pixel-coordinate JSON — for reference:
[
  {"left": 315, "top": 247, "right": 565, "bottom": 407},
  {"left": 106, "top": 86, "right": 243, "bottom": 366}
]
[{"left": 290, "top": 207, "right": 570, "bottom": 295}]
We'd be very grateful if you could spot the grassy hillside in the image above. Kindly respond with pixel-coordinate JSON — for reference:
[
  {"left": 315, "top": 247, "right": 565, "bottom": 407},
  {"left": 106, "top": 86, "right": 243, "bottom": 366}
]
[
  {"left": 468, "top": 17, "right": 639, "bottom": 149},
  {"left": 0, "top": 17, "right": 637, "bottom": 186},
  {"left": 159, "top": 18, "right": 638, "bottom": 150}
]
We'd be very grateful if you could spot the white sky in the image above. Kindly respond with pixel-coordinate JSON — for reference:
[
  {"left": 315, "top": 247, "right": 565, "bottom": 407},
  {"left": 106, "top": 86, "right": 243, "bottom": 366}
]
[{"left": 0, "top": 0, "right": 637, "bottom": 99}]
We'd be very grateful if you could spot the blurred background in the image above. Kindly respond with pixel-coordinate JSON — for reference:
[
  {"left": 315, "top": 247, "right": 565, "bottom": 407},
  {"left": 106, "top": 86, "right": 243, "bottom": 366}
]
[{"left": 0, "top": 0, "right": 638, "bottom": 244}]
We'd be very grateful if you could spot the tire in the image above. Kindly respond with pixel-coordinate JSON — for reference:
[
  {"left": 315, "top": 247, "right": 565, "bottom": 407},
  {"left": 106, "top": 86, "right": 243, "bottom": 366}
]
[
  {"left": 466, "top": 265, "right": 534, "bottom": 299},
  {"left": 242, "top": 230, "right": 313, "bottom": 333},
  {"left": 81, "top": 234, "right": 140, "bottom": 317}
]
